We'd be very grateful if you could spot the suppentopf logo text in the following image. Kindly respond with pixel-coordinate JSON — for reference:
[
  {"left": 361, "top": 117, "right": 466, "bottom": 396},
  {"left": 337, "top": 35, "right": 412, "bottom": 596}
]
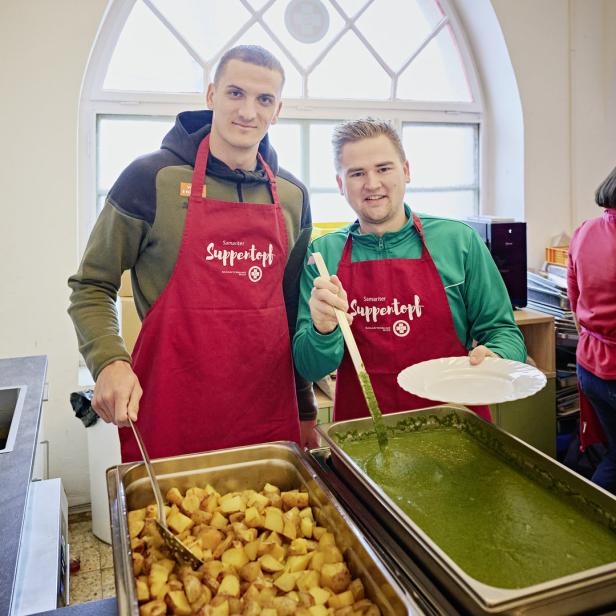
[
  {"left": 204, "top": 241, "right": 274, "bottom": 268},
  {"left": 350, "top": 295, "right": 424, "bottom": 323},
  {"left": 204, "top": 240, "right": 275, "bottom": 282}
]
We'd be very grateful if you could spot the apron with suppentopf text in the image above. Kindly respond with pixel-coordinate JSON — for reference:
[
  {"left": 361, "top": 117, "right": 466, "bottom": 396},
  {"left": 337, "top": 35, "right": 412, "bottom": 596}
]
[
  {"left": 120, "top": 134, "right": 300, "bottom": 462},
  {"left": 334, "top": 213, "right": 492, "bottom": 422}
]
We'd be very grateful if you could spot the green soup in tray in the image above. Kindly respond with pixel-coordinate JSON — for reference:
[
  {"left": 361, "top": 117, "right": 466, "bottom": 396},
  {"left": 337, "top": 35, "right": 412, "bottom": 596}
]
[{"left": 338, "top": 426, "right": 616, "bottom": 589}]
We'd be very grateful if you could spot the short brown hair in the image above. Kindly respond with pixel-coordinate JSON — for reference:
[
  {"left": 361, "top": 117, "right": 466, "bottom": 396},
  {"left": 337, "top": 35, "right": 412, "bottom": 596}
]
[
  {"left": 332, "top": 118, "right": 406, "bottom": 172},
  {"left": 595, "top": 165, "right": 616, "bottom": 208},
  {"left": 214, "top": 45, "right": 285, "bottom": 88}
]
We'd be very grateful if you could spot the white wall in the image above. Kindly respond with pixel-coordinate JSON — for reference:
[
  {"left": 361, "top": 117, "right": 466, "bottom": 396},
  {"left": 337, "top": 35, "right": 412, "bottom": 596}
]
[
  {"left": 491, "top": 0, "right": 616, "bottom": 264},
  {"left": 0, "top": 0, "right": 614, "bottom": 504},
  {"left": 0, "top": 0, "right": 109, "bottom": 505}
]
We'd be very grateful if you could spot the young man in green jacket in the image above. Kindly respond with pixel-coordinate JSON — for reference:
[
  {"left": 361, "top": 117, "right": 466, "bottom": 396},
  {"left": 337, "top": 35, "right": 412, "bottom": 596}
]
[
  {"left": 69, "top": 45, "right": 318, "bottom": 460},
  {"left": 293, "top": 118, "right": 526, "bottom": 424}
]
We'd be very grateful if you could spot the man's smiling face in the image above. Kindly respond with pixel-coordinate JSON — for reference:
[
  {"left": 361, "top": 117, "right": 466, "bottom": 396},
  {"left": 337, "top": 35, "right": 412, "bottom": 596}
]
[
  {"left": 207, "top": 59, "right": 283, "bottom": 157},
  {"left": 336, "top": 134, "right": 410, "bottom": 234}
]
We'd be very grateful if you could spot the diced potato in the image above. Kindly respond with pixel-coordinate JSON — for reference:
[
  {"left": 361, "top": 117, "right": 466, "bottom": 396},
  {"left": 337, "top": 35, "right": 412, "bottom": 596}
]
[
  {"left": 182, "top": 574, "right": 204, "bottom": 603},
  {"left": 243, "top": 539, "right": 260, "bottom": 561},
  {"left": 190, "top": 509, "right": 212, "bottom": 526},
  {"left": 299, "top": 507, "right": 314, "bottom": 520},
  {"left": 212, "top": 533, "right": 233, "bottom": 559},
  {"left": 244, "top": 506, "right": 265, "bottom": 529},
  {"left": 243, "top": 598, "right": 261, "bottom": 616},
  {"left": 318, "top": 532, "right": 336, "bottom": 547},
  {"left": 211, "top": 511, "right": 229, "bottom": 530},
  {"left": 166, "top": 487, "right": 183, "bottom": 506},
  {"left": 263, "top": 483, "right": 280, "bottom": 494},
  {"left": 136, "top": 576, "right": 150, "bottom": 602},
  {"left": 328, "top": 590, "right": 355, "bottom": 609},
  {"left": 166, "top": 590, "right": 192, "bottom": 615},
  {"left": 248, "top": 492, "right": 270, "bottom": 512},
  {"left": 273, "top": 571, "right": 300, "bottom": 592},
  {"left": 296, "top": 569, "right": 320, "bottom": 592},
  {"left": 139, "top": 599, "right": 166, "bottom": 616},
  {"left": 221, "top": 546, "right": 249, "bottom": 569},
  {"left": 300, "top": 517, "right": 314, "bottom": 538},
  {"left": 239, "top": 561, "right": 262, "bottom": 582},
  {"left": 209, "top": 596, "right": 230, "bottom": 615},
  {"left": 272, "top": 595, "right": 300, "bottom": 615},
  {"left": 261, "top": 609, "right": 277, "bottom": 616},
  {"left": 264, "top": 507, "right": 284, "bottom": 534},
  {"left": 180, "top": 494, "right": 201, "bottom": 515},
  {"left": 310, "top": 551, "right": 325, "bottom": 572},
  {"left": 321, "top": 562, "right": 352, "bottom": 594},
  {"left": 282, "top": 519, "right": 297, "bottom": 540},
  {"left": 322, "top": 545, "right": 343, "bottom": 564},
  {"left": 286, "top": 553, "right": 313, "bottom": 572},
  {"left": 289, "top": 538, "right": 309, "bottom": 555},
  {"left": 308, "top": 604, "right": 329, "bottom": 616},
  {"left": 148, "top": 562, "right": 170, "bottom": 597},
  {"left": 218, "top": 573, "right": 240, "bottom": 597},
  {"left": 133, "top": 552, "right": 145, "bottom": 577},
  {"left": 128, "top": 508, "right": 146, "bottom": 537},
  {"left": 167, "top": 508, "right": 194, "bottom": 535},
  {"left": 312, "top": 526, "right": 328, "bottom": 540},
  {"left": 259, "top": 553, "right": 285, "bottom": 573},
  {"left": 198, "top": 527, "right": 225, "bottom": 552},
  {"left": 309, "top": 586, "right": 331, "bottom": 606},
  {"left": 281, "top": 490, "right": 310, "bottom": 510},
  {"left": 266, "top": 543, "right": 286, "bottom": 562},
  {"left": 220, "top": 493, "right": 246, "bottom": 514},
  {"left": 349, "top": 578, "right": 365, "bottom": 601}
]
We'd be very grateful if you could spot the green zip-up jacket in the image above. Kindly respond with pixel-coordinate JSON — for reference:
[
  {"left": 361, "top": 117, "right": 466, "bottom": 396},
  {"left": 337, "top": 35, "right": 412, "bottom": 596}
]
[
  {"left": 293, "top": 206, "right": 526, "bottom": 382},
  {"left": 68, "top": 110, "right": 317, "bottom": 420}
]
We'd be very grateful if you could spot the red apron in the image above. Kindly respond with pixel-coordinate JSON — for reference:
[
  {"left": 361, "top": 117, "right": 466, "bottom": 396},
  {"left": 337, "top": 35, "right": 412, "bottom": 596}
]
[
  {"left": 334, "top": 213, "right": 492, "bottom": 422},
  {"left": 120, "top": 134, "right": 300, "bottom": 462}
]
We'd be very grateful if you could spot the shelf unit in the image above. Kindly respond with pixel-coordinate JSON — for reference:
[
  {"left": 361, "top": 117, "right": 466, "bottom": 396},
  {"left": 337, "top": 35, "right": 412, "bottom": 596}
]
[{"left": 489, "top": 309, "right": 556, "bottom": 457}]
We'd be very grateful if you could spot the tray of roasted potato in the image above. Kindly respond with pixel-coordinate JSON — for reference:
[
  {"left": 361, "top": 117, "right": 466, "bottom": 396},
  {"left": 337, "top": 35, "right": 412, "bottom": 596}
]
[{"left": 107, "top": 441, "right": 418, "bottom": 615}]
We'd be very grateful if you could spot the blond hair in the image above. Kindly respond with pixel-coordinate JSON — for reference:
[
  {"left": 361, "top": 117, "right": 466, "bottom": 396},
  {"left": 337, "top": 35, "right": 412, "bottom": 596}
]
[{"left": 332, "top": 118, "right": 406, "bottom": 172}]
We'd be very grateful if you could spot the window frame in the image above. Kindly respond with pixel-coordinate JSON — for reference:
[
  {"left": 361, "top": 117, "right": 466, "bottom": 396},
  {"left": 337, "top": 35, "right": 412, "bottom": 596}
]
[{"left": 79, "top": 0, "right": 485, "bottom": 252}]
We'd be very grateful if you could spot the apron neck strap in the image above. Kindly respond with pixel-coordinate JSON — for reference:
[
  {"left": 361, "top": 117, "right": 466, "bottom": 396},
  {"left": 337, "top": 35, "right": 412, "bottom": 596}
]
[
  {"left": 340, "top": 211, "right": 426, "bottom": 266},
  {"left": 191, "top": 134, "right": 280, "bottom": 205}
]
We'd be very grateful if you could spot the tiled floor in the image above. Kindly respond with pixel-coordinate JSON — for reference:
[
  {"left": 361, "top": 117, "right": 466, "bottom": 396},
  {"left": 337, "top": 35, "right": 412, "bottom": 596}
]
[{"left": 68, "top": 511, "right": 116, "bottom": 605}]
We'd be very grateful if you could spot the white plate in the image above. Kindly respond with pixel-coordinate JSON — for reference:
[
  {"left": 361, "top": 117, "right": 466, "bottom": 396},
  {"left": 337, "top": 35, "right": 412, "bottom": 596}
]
[{"left": 397, "top": 356, "right": 547, "bottom": 406}]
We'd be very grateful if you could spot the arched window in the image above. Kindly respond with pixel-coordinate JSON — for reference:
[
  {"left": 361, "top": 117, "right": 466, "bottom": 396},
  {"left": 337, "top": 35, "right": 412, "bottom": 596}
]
[{"left": 80, "top": 0, "right": 483, "bottom": 243}]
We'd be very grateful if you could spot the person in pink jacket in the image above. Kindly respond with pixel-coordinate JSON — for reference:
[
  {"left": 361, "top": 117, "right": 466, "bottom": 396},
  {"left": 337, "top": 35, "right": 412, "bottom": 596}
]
[{"left": 567, "top": 165, "right": 616, "bottom": 494}]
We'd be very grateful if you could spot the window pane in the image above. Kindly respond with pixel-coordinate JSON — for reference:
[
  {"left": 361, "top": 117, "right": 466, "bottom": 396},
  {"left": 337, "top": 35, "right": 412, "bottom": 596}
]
[
  {"left": 267, "top": 122, "right": 302, "bottom": 180},
  {"left": 149, "top": 0, "right": 252, "bottom": 64},
  {"left": 263, "top": 0, "right": 345, "bottom": 70},
  {"left": 397, "top": 25, "right": 472, "bottom": 102},
  {"left": 406, "top": 190, "right": 475, "bottom": 219},
  {"left": 98, "top": 116, "right": 173, "bottom": 191},
  {"left": 310, "top": 191, "right": 356, "bottom": 224},
  {"left": 104, "top": 1, "right": 203, "bottom": 92},
  {"left": 335, "top": 0, "right": 372, "bottom": 18},
  {"left": 232, "top": 23, "right": 304, "bottom": 98},
  {"left": 402, "top": 124, "right": 476, "bottom": 188},
  {"left": 309, "top": 31, "right": 390, "bottom": 99},
  {"left": 356, "top": 0, "right": 444, "bottom": 71},
  {"left": 310, "top": 123, "right": 338, "bottom": 187}
]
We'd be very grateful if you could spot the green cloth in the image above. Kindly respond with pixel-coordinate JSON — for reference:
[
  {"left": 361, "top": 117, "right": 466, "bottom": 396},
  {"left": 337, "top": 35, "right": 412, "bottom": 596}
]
[{"left": 293, "top": 206, "right": 526, "bottom": 382}]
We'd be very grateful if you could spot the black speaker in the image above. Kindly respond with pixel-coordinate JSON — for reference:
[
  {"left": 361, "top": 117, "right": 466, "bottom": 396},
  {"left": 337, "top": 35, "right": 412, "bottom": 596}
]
[{"left": 466, "top": 219, "right": 527, "bottom": 309}]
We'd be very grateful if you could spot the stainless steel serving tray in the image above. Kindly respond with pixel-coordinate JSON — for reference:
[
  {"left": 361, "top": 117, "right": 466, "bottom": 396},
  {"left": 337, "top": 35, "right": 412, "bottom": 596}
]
[
  {"left": 107, "top": 441, "right": 421, "bottom": 615},
  {"left": 317, "top": 406, "right": 616, "bottom": 615}
]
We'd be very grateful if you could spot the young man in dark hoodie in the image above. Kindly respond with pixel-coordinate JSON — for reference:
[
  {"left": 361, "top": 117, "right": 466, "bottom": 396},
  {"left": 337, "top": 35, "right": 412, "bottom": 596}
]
[{"left": 68, "top": 45, "right": 317, "bottom": 461}]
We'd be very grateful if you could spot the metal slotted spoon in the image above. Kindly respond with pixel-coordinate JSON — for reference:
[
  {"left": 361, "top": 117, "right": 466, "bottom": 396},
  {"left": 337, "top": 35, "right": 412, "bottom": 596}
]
[{"left": 128, "top": 418, "right": 203, "bottom": 570}]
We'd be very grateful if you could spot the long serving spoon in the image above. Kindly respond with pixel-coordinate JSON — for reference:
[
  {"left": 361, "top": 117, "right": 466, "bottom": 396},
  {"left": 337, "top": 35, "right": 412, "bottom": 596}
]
[
  {"left": 311, "top": 252, "right": 389, "bottom": 451},
  {"left": 128, "top": 417, "right": 203, "bottom": 569}
]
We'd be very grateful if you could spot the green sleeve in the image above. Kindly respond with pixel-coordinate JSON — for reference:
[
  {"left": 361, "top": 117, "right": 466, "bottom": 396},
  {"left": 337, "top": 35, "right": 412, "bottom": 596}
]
[
  {"left": 67, "top": 201, "right": 150, "bottom": 379},
  {"left": 292, "top": 242, "right": 345, "bottom": 382},
  {"left": 463, "top": 232, "right": 527, "bottom": 362}
]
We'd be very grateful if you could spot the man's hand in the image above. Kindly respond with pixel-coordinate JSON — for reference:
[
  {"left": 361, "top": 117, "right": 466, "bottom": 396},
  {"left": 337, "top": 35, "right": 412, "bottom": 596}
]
[
  {"left": 300, "top": 419, "right": 319, "bottom": 450},
  {"left": 468, "top": 345, "right": 499, "bottom": 365},
  {"left": 309, "top": 274, "right": 352, "bottom": 334},
  {"left": 92, "top": 360, "right": 142, "bottom": 426}
]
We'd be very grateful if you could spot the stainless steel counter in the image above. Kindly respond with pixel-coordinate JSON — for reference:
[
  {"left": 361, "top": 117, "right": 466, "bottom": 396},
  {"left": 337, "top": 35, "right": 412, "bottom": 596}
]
[{"left": 0, "top": 355, "right": 47, "bottom": 616}]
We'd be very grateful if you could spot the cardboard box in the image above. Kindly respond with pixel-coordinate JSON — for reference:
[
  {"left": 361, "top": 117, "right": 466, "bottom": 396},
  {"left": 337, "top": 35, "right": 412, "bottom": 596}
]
[
  {"left": 119, "top": 270, "right": 133, "bottom": 297},
  {"left": 119, "top": 296, "right": 141, "bottom": 353}
]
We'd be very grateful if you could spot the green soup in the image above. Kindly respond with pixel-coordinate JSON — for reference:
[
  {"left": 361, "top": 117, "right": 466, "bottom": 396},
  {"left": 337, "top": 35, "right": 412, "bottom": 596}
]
[{"left": 340, "top": 428, "right": 616, "bottom": 589}]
